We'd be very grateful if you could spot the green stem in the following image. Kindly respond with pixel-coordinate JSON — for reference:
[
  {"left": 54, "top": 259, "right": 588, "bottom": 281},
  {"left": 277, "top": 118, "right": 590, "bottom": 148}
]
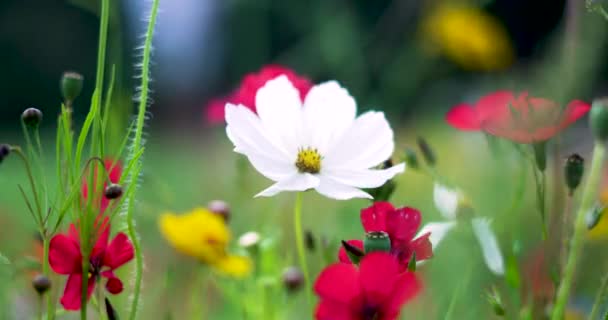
[
  {"left": 42, "top": 236, "right": 54, "bottom": 320},
  {"left": 293, "top": 192, "right": 311, "bottom": 303},
  {"left": 589, "top": 270, "right": 608, "bottom": 320},
  {"left": 552, "top": 142, "right": 606, "bottom": 320}
]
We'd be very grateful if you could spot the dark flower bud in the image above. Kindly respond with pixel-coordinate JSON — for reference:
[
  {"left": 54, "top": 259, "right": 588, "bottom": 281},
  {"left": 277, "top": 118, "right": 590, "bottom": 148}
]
[
  {"left": 105, "top": 298, "right": 118, "bottom": 320},
  {"left": 304, "top": 230, "right": 315, "bottom": 252},
  {"left": 341, "top": 240, "right": 364, "bottom": 265},
  {"left": 364, "top": 231, "right": 391, "bottom": 254},
  {"left": 61, "top": 71, "right": 84, "bottom": 103},
  {"left": 21, "top": 108, "right": 43, "bottom": 128},
  {"left": 32, "top": 274, "right": 51, "bottom": 295},
  {"left": 416, "top": 137, "right": 436, "bottom": 166},
  {"left": 533, "top": 142, "right": 547, "bottom": 172},
  {"left": 564, "top": 154, "right": 584, "bottom": 195},
  {"left": 404, "top": 147, "right": 419, "bottom": 170},
  {"left": 590, "top": 98, "right": 608, "bottom": 142},
  {"left": 105, "top": 277, "right": 123, "bottom": 294},
  {"left": 104, "top": 184, "right": 123, "bottom": 200},
  {"left": 0, "top": 144, "right": 10, "bottom": 163},
  {"left": 208, "top": 200, "right": 230, "bottom": 222},
  {"left": 282, "top": 267, "right": 304, "bottom": 293},
  {"left": 586, "top": 205, "right": 604, "bottom": 230}
]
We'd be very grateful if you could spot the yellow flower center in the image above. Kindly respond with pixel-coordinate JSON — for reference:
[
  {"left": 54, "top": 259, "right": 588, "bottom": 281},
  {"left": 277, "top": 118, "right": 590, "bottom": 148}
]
[{"left": 295, "top": 148, "right": 322, "bottom": 174}]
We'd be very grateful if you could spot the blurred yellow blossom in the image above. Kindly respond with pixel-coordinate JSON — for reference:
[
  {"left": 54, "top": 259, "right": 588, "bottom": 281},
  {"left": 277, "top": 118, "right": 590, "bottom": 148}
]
[
  {"left": 421, "top": 4, "right": 514, "bottom": 71},
  {"left": 159, "top": 208, "right": 252, "bottom": 277}
]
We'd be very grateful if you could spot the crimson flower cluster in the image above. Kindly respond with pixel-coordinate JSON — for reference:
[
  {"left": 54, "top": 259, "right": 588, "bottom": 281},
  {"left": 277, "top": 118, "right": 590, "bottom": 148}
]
[
  {"left": 205, "top": 65, "right": 312, "bottom": 124},
  {"left": 446, "top": 90, "right": 590, "bottom": 143}
]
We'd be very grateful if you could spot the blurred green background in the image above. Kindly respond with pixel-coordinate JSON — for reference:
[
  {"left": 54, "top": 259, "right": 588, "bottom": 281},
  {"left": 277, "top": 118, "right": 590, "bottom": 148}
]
[{"left": 2, "top": 0, "right": 608, "bottom": 319}]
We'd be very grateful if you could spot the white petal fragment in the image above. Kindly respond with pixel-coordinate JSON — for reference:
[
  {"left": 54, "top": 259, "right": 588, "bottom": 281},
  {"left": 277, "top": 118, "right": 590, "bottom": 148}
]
[
  {"left": 417, "top": 221, "right": 457, "bottom": 249},
  {"left": 324, "top": 163, "right": 406, "bottom": 189},
  {"left": 433, "top": 183, "right": 459, "bottom": 220},
  {"left": 315, "top": 176, "right": 373, "bottom": 200},
  {"left": 255, "top": 173, "right": 320, "bottom": 198},
  {"left": 323, "top": 111, "right": 395, "bottom": 170},
  {"left": 472, "top": 218, "right": 505, "bottom": 276},
  {"left": 255, "top": 75, "right": 303, "bottom": 155},
  {"left": 302, "top": 81, "right": 356, "bottom": 153}
]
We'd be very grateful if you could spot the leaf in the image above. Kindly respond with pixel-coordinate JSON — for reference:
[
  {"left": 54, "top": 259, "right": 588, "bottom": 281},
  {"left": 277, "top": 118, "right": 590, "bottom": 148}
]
[{"left": 0, "top": 253, "right": 10, "bottom": 265}]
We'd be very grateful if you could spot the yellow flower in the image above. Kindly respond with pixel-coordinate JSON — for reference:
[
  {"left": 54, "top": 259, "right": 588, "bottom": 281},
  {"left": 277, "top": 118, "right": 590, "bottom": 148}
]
[
  {"left": 421, "top": 4, "right": 514, "bottom": 71},
  {"left": 159, "top": 208, "right": 252, "bottom": 277},
  {"left": 588, "top": 190, "right": 608, "bottom": 241}
]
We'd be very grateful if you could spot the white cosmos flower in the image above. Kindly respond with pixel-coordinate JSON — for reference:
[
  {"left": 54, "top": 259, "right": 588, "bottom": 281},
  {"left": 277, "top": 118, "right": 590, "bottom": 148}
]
[
  {"left": 225, "top": 75, "right": 405, "bottom": 200},
  {"left": 417, "top": 183, "right": 505, "bottom": 275}
]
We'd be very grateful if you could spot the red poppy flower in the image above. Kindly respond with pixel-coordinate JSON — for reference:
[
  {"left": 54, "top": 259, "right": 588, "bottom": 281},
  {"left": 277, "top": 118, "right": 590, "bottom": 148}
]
[
  {"left": 314, "top": 252, "right": 421, "bottom": 320},
  {"left": 82, "top": 159, "right": 122, "bottom": 213},
  {"left": 446, "top": 91, "right": 590, "bottom": 143},
  {"left": 339, "top": 202, "right": 433, "bottom": 270},
  {"left": 49, "top": 218, "right": 134, "bottom": 310},
  {"left": 204, "top": 64, "right": 313, "bottom": 124}
]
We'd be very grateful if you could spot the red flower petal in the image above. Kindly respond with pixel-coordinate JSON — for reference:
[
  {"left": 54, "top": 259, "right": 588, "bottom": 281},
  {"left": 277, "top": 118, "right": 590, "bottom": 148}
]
[
  {"left": 410, "top": 232, "right": 434, "bottom": 261},
  {"left": 205, "top": 97, "right": 229, "bottom": 124},
  {"left": 561, "top": 100, "right": 591, "bottom": 127},
  {"left": 383, "top": 272, "right": 422, "bottom": 318},
  {"left": 315, "top": 300, "right": 356, "bottom": 320},
  {"left": 314, "top": 263, "right": 362, "bottom": 304},
  {"left": 49, "top": 234, "right": 81, "bottom": 275},
  {"left": 360, "top": 202, "right": 394, "bottom": 233},
  {"left": 338, "top": 240, "right": 364, "bottom": 264},
  {"left": 60, "top": 274, "right": 95, "bottom": 311},
  {"left": 359, "top": 252, "right": 400, "bottom": 306},
  {"left": 475, "top": 90, "right": 515, "bottom": 121},
  {"left": 91, "top": 217, "right": 110, "bottom": 260},
  {"left": 445, "top": 104, "right": 481, "bottom": 130},
  {"left": 103, "top": 232, "right": 135, "bottom": 269},
  {"left": 386, "top": 207, "right": 421, "bottom": 243},
  {"left": 102, "top": 271, "right": 124, "bottom": 294}
]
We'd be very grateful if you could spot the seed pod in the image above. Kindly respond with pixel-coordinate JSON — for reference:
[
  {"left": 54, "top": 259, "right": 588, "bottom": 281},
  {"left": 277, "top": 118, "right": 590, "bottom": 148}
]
[
  {"left": 208, "top": 200, "right": 230, "bottom": 222},
  {"left": 32, "top": 274, "right": 51, "bottom": 295},
  {"left": 61, "top": 71, "right": 84, "bottom": 103},
  {"left": 416, "top": 137, "right": 436, "bottom": 166},
  {"left": 104, "top": 184, "right": 123, "bottom": 200},
  {"left": 0, "top": 144, "right": 10, "bottom": 163},
  {"left": 364, "top": 231, "right": 391, "bottom": 254},
  {"left": 22, "top": 108, "right": 43, "bottom": 128},
  {"left": 564, "top": 154, "right": 584, "bottom": 195},
  {"left": 282, "top": 267, "right": 304, "bottom": 293}
]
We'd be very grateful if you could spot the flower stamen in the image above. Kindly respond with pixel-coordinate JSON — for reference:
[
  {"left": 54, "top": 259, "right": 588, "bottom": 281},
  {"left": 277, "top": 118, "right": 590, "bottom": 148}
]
[{"left": 295, "top": 148, "right": 322, "bottom": 174}]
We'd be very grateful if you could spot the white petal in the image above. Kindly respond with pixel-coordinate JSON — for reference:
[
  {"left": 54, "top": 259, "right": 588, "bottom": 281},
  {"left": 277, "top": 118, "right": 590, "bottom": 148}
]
[
  {"left": 255, "top": 173, "right": 320, "bottom": 198},
  {"left": 242, "top": 151, "right": 295, "bottom": 181},
  {"left": 472, "top": 218, "right": 505, "bottom": 276},
  {"left": 302, "top": 81, "right": 356, "bottom": 153},
  {"left": 323, "top": 163, "right": 405, "bottom": 188},
  {"left": 433, "top": 183, "right": 459, "bottom": 220},
  {"left": 314, "top": 176, "right": 372, "bottom": 200},
  {"left": 416, "top": 221, "right": 457, "bottom": 249},
  {"left": 323, "top": 111, "right": 395, "bottom": 170},
  {"left": 255, "top": 75, "right": 303, "bottom": 155},
  {"left": 225, "top": 104, "right": 291, "bottom": 160}
]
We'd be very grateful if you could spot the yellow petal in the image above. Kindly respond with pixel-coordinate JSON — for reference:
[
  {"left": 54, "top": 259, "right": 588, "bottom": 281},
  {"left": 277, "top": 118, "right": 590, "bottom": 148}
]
[
  {"left": 212, "top": 255, "right": 253, "bottom": 278},
  {"left": 158, "top": 208, "right": 231, "bottom": 263}
]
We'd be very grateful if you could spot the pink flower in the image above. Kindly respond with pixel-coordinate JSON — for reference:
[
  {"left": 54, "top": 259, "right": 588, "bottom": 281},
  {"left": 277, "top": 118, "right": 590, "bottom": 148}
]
[
  {"left": 81, "top": 159, "right": 122, "bottom": 213},
  {"left": 339, "top": 202, "right": 433, "bottom": 271},
  {"left": 446, "top": 91, "right": 590, "bottom": 143},
  {"left": 204, "top": 65, "right": 313, "bottom": 124},
  {"left": 49, "top": 218, "right": 134, "bottom": 310},
  {"left": 314, "top": 252, "right": 421, "bottom": 320}
]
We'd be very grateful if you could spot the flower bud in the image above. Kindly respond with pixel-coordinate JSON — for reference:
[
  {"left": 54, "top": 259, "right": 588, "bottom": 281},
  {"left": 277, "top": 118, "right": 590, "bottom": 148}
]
[
  {"left": 32, "top": 274, "right": 51, "bottom": 295},
  {"left": 486, "top": 286, "right": 506, "bottom": 316},
  {"left": 0, "top": 144, "right": 10, "bottom": 163},
  {"left": 404, "top": 147, "right": 419, "bottom": 170},
  {"left": 208, "top": 200, "right": 230, "bottom": 222},
  {"left": 304, "top": 230, "right": 315, "bottom": 252},
  {"left": 417, "top": 137, "right": 436, "bottom": 166},
  {"left": 564, "top": 154, "right": 584, "bottom": 195},
  {"left": 364, "top": 231, "right": 391, "bottom": 253},
  {"left": 590, "top": 98, "right": 608, "bottom": 142},
  {"left": 341, "top": 240, "right": 364, "bottom": 265},
  {"left": 21, "top": 108, "right": 43, "bottom": 128},
  {"left": 238, "top": 231, "right": 261, "bottom": 249},
  {"left": 586, "top": 205, "right": 604, "bottom": 230},
  {"left": 104, "top": 184, "right": 123, "bottom": 200},
  {"left": 282, "top": 267, "right": 304, "bottom": 293},
  {"left": 61, "top": 71, "right": 84, "bottom": 103}
]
